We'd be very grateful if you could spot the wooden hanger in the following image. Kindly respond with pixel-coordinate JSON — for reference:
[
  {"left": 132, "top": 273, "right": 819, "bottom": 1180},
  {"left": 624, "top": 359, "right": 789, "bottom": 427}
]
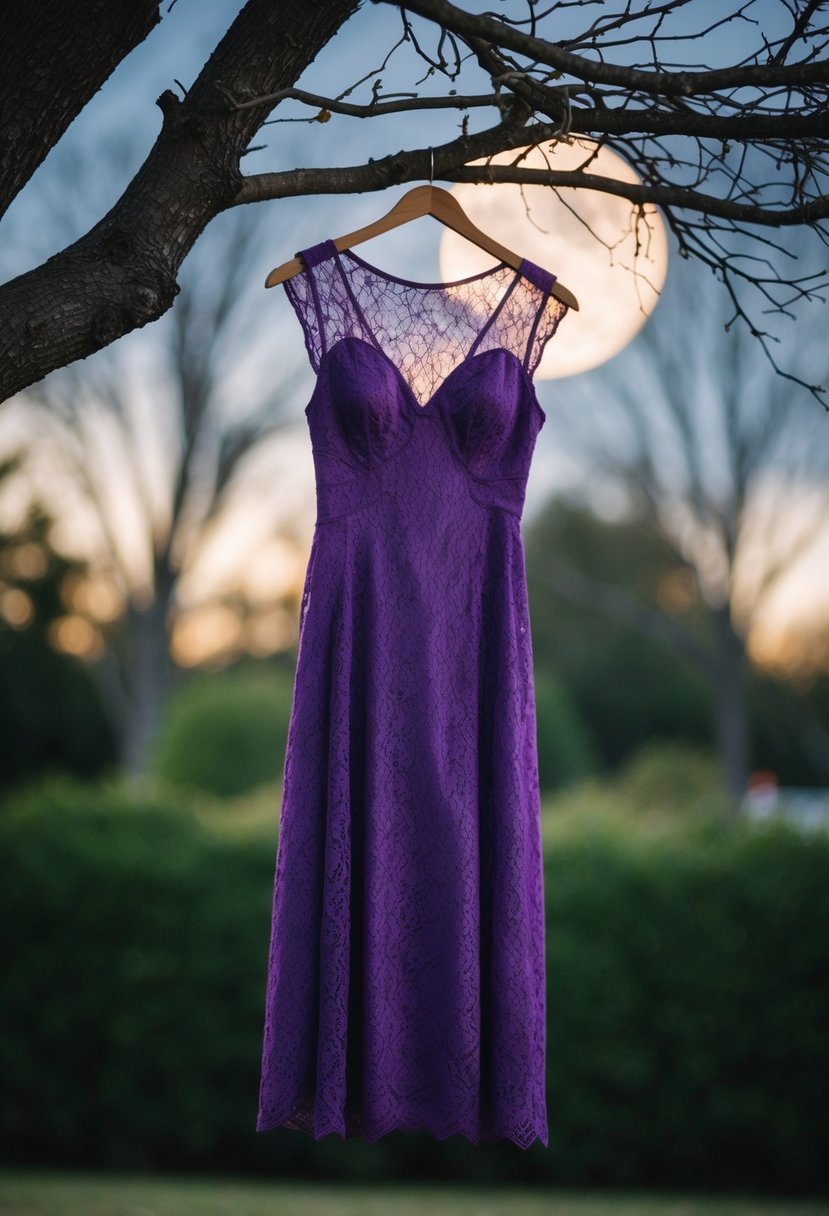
[{"left": 265, "top": 174, "right": 579, "bottom": 311}]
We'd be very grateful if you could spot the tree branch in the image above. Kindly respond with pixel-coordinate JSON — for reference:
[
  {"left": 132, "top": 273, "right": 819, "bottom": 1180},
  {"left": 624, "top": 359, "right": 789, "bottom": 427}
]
[
  {"left": 376, "top": 0, "right": 829, "bottom": 95},
  {"left": 0, "top": 0, "right": 162, "bottom": 218},
  {"left": 234, "top": 130, "right": 829, "bottom": 227},
  {"left": 0, "top": 0, "right": 359, "bottom": 404},
  {"left": 3, "top": 0, "right": 827, "bottom": 404},
  {"left": 221, "top": 82, "right": 829, "bottom": 141}
]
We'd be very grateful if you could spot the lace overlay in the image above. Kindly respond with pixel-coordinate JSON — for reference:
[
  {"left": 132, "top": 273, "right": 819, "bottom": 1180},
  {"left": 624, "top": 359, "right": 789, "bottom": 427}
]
[
  {"left": 284, "top": 243, "right": 566, "bottom": 400},
  {"left": 257, "top": 238, "right": 569, "bottom": 1149}
]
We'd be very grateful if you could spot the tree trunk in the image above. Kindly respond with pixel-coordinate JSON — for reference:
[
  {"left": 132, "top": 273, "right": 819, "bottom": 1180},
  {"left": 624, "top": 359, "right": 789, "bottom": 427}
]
[
  {"left": 710, "top": 602, "right": 752, "bottom": 810},
  {"left": 88, "top": 555, "right": 183, "bottom": 789},
  {"left": 118, "top": 601, "right": 181, "bottom": 790}
]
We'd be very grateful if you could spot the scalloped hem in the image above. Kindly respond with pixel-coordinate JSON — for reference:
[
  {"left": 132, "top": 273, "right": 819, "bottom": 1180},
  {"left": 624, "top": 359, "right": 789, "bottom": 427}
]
[{"left": 256, "top": 1108, "right": 548, "bottom": 1151}]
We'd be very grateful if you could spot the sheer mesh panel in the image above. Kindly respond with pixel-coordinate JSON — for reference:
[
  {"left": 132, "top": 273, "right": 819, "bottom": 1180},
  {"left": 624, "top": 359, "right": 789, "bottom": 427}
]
[{"left": 284, "top": 245, "right": 568, "bottom": 405}]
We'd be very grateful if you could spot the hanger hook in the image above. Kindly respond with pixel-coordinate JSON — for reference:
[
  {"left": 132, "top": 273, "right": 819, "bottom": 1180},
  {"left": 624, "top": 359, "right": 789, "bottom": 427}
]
[{"left": 429, "top": 145, "right": 434, "bottom": 186}]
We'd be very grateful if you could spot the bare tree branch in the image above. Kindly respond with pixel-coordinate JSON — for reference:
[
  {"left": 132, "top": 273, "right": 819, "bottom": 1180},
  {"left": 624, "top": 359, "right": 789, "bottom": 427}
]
[
  {"left": 0, "top": 0, "right": 360, "bottom": 401},
  {"left": 377, "top": 0, "right": 829, "bottom": 94},
  {"left": 223, "top": 82, "right": 829, "bottom": 141},
  {"left": 0, "top": 0, "right": 162, "bottom": 217},
  {"left": 1, "top": 0, "right": 827, "bottom": 402},
  {"left": 234, "top": 131, "right": 829, "bottom": 225}
]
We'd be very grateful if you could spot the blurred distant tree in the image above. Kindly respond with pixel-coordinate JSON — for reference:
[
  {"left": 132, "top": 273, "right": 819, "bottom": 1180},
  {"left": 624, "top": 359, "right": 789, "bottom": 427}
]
[
  {"left": 528, "top": 502, "right": 715, "bottom": 770},
  {"left": 531, "top": 250, "right": 829, "bottom": 803},
  {"left": 0, "top": 0, "right": 828, "bottom": 402},
  {"left": 11, "top": 174, "right": 306, "bottom": 782},
  {"left": 0, "top": 454, "right": 115, "bottom": 790},
  {"left": 528, "top": 500, "right": 829, "bottom": 789}
]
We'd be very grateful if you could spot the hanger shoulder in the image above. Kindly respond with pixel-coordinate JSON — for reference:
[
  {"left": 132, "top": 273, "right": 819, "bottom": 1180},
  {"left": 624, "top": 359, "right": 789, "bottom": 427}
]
[
  {"left": 264, "top": 187, "right": 434, "bottom": 288},
  {"left": 551, "top": 282, "right": 580, "bottom": 310},
  {"left": 265, "top": 254, "right": 306, "bottom": 288}
]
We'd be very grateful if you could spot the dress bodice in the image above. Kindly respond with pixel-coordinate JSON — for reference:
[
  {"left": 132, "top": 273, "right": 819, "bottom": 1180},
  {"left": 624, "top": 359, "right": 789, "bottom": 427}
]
[{"left": 283, "top": 238, "right": 569, "bottom": 523}]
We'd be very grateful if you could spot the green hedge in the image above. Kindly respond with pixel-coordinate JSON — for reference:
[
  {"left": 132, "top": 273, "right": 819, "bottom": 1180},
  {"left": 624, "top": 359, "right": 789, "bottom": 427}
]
[
  {"left": 1, "top": 771, "right": 827, "bottom": 1192},
  {"left": 534, "top": 670, "right": 601, "bottom": 790},
  {"left": 148, "top": 664, "right": 295, "bottom": 798}
]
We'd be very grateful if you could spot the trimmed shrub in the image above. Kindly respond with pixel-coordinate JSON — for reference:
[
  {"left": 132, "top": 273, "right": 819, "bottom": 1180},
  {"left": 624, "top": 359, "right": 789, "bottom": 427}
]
[
  {"left": 149, "top": 663, "right": 294, "bottom": 798},
  {"left": 1, "top": 771, "right": 827, "bottom": 1191},
  {"left": 616, "top": 737, "right": 726, "bottom": 814},
  {"left": 534, "top": 670, "right": 601, "bottom": 790}
]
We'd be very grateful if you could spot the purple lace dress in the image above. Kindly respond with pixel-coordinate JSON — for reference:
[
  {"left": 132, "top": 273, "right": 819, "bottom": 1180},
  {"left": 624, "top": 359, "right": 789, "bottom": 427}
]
[{"left": 256, "top": 238, "right": 569, "bottom": 1149}]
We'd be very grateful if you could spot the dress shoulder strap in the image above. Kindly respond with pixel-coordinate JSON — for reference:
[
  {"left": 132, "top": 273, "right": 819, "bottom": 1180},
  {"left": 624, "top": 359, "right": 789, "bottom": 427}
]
[
  {"left": 282, "top": 239, "right": 339, "bottom": 372},
  {"left": 518, "top": 257, "right": 568, "bottom": 377},
  {"left": 296, "top": 239, "right": 338, "bottom": 271},
  {"left": 519, "top": 257, "right": 556, "bottom": 296}
]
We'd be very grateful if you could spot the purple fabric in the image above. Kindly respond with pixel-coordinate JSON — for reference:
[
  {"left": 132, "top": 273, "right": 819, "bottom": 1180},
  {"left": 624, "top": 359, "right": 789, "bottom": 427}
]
[{"left": 256, "top": 237, "right": 570, "bottom": 1149}]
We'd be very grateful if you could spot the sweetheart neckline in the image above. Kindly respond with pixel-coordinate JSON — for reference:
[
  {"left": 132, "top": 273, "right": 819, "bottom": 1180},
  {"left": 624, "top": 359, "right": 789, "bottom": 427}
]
[
  {"left": 330, "top": 246, "right": 531, "bottom": 413},
  {"left": 320, "top": 335, "right": 546, "bottom": 424}
]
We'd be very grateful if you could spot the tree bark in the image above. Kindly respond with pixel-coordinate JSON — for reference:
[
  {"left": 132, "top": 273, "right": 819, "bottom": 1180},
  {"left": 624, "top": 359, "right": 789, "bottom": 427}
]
[
  {"left": 0, "top": 0, "right": 162, "bottom": 219},
  {"left": 0, "top": 0, "right": 358, "bottom": 403}
]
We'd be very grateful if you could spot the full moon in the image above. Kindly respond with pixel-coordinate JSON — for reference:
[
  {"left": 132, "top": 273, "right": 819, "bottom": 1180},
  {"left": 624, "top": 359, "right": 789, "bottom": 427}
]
[{"left": 439, "top": 140, "right": 670, "bottom": 378}]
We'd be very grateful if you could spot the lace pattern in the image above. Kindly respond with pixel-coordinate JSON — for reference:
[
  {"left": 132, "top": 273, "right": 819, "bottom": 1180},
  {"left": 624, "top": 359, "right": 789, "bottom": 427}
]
[
  {"left": 257, "top": 236, "right": 570, "bottom": 1150},
  {"left": 284, "top": 242, "right": 567, "bottom": 403}
]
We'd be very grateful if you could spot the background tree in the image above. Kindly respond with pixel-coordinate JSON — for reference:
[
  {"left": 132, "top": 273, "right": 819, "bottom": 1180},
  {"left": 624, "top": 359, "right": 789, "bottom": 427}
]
[
  {"left": 527, "top": 246, "right": 829, "bottom": 802},
  {"left": 8, "top": 139, "right": 308, "bottom": 780},
  {"left": 1, "top": 0, "right": 827, "bottom": 402},
  {"left": 0, "top": 453, "right": 116, "bottom": 791}
]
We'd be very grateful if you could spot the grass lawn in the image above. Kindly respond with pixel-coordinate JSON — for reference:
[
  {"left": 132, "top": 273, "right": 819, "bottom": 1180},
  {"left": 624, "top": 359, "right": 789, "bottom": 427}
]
[{"left": 0, "top": 1172, "right": 828, "bottom": 1216}]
